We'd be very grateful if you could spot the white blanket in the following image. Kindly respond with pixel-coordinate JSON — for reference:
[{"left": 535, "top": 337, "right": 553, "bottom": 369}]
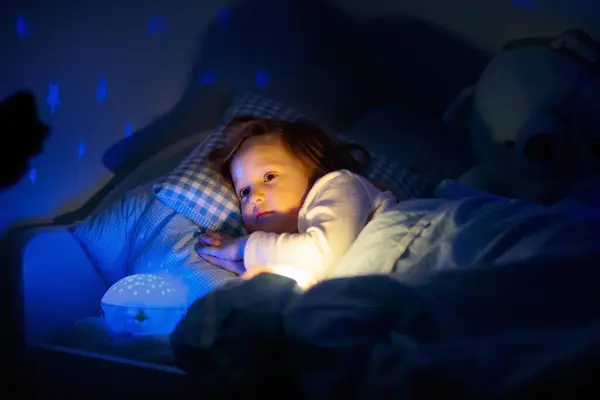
[{"left": 327, "top": 195, "right": 600, "bottom": 281}]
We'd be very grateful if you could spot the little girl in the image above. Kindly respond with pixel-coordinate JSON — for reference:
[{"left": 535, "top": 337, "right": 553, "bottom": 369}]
[{"left": 196, "top": 116, "right": 397, "bottom": 288}]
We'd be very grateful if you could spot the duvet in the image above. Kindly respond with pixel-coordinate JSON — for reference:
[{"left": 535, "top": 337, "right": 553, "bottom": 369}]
[{"left": 172, "top": 195, "right": 600, "bottom": 398}]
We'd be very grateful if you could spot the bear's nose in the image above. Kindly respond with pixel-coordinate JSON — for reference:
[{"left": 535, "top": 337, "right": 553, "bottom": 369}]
[{"left": 522, "top": 134, "right": 557, "bottom": 163}]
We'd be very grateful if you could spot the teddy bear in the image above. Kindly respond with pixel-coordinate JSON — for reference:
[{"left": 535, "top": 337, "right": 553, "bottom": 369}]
[{"left": 443, "top": 29, "right": 600, "bottom": 205}]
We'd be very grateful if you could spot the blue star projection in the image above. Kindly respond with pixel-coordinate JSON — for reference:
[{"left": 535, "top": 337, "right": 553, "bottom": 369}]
[
  {"left": 45, "top": 82, "right": 60, "bottom": 115},
  {"left": 28, "top": 168, "right": 37, "bottom": 183},
  {"left": 200, "top": 71, "right": 215, "bottom": 85},
  {"left": 255, "top": 70, "right": 269, "bottom": 89},
  {"left": 217, "top": 7, "right": 230, "bottom": 22},
  {"left": 97, "top": 75, "right": 108, "bottom": 104},
  {"left": 14, "top": 7, "right": 283, "bottom": 189},
  {"left": 16, "top": 15, "right": 27, "bottom": 39},
  {"left": 77, "top": 141, "right": 86, "bottom": 158},
  {"left": 147, "top": 16, "right": 168, "bottom": 36},
  {"left": 124, "top": 121, "right": 133, "bottom": 138}
]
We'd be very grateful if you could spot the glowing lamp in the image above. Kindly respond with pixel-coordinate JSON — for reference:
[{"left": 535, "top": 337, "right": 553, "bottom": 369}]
[
  {"left": 101, "top": 274, "right": 188, "bottom": 336},
  {"left": 244, "top": 265, "right": 316, "bottom": 290}
]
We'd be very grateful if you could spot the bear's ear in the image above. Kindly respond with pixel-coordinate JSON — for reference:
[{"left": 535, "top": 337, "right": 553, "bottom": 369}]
[
  {"left": 550, "top": 29, "right": 600, "bottom": 67},
  {"left": 443, "top": 86, "right": 475, "bottom": 130}
]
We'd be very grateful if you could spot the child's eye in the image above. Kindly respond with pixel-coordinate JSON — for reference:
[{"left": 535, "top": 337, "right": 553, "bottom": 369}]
[
  {"left": 264, "top": 172, "right": 277, "bottom": 182},
  {"left": 239, "top": 187, "right": 250, "bottom": 198}
]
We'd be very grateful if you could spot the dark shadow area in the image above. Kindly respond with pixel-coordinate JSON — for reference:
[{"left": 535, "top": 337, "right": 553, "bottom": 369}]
[{"left": 355, "top": 13, "right": 491, "bottom": 115}]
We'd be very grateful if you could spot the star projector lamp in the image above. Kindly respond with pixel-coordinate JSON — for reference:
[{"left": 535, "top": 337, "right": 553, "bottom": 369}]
[{"left": 101, "top": 274, "right": 188, "bottom": 335}]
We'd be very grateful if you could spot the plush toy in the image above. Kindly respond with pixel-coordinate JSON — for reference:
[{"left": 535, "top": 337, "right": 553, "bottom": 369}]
[{"left": 444, "top": 29, "right": 600, "bottom": 204}]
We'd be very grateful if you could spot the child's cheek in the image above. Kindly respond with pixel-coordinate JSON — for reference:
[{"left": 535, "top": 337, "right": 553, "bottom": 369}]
[{"left": 242, "top": 214, "right": 256, "bottom": 233}]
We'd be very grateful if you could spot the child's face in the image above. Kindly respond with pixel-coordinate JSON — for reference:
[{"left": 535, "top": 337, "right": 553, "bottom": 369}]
[{"left": 230, "top": 134, "right": 312, "bottom": 234}]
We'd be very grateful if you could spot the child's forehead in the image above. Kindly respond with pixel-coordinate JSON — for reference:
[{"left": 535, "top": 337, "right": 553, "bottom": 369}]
[
  {"left": 231, "top": 139, "right": 292, "bottom": 181},
  {"left": 236, "top": 135, "right": 291, "bottom": 163},
  {"left": 242, "top": 133, "right": 282, "bottom": 148}
]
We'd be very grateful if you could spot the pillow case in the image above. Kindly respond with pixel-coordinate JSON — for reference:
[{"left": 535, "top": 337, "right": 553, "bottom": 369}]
[
  {"left": 73, "top": 184, "right": 153, "bottom": 285},
  {"left": 153, "top": 91, "right": 431, "bottom": 235},
  {"left": 73, "top": 183, "right": 238, "bottom": 304}
]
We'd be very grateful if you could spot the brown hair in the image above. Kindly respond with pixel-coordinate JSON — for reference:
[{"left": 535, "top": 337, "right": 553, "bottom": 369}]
[{"left": 209, "top": 116, "right": 371, "bottom": 186}]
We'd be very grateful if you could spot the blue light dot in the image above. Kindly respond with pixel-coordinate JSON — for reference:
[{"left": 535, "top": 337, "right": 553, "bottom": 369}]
[
  {"left": 217, "top": 7, "right": 230, "bottom": 22},
  {"left": 16, "top": 15, "right": 27, "bottom": 38},
  {"left": 200, "top": 71, "right": 215, "bottom": 85},
  {"left": 28, "top": 168, "right": 36, "bottom": 183},
  {"left": 97, "top": 75, "right": 108, "bottom": 104},
  {"left": 77, "top": 141, "right": 86, "bottom": 158},
  {"left": 124, "top": 121, "right": 133, "bottom": 138},
  {"left": 254, "top": 70, "right": 269, "bottom": 89},
  {"left": 45, "top": 82, "right": 60, "bottom": 115},
  {"left": 147, "top": 16, "right": 168, "bottom": 36}
]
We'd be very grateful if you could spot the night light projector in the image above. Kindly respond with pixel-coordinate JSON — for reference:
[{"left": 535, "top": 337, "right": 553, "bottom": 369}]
[{"left": 101, "top": 274, "right": 189, "bottom": 336}]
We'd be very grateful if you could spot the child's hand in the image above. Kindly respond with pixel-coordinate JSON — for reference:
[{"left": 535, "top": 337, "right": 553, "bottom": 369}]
[
  {"left": 200, "top": 254, "right": 245, "bottom": 275},
  {"left": 197, "top": 229, "right": 229, "bottom": 247},
  {"left": 196, "top": 230, "right": 248, "bottom": 275}
]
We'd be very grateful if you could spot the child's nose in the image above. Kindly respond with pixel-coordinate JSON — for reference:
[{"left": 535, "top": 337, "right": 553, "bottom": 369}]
[{"left": 250, "top": 189, "right": 266, "bottom": 205}]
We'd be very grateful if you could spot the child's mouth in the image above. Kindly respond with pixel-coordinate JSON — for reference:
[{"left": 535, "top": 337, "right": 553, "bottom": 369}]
[{"left": 256, "top": 211, "right": 274, "bottom": 220}]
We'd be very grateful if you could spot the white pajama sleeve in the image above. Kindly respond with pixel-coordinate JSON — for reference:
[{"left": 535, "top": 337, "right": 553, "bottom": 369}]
[{"left": 244, "top": 171, "right": 375, "bottom": 285}]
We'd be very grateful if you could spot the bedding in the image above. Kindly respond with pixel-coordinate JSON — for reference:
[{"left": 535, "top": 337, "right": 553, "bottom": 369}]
[
  {"left": 74, "top": 184, "right": 237, "bottom": 295},
  {"left": 172, "top": 196, "right": 600, "bottom": 397},
  {"left": 326, "top": 193, "right": 600, "bottom": 280},
  {"left": 436, "top": 173, "right": 600, "bottom": 206}
]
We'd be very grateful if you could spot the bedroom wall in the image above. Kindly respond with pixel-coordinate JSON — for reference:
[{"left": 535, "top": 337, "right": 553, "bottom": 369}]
[
  {"left": 1, "top": 0, "right": 598, "bottom": 232},
  {"left": 0, "top": 0, "right": 230, "bottom": 232},
  {"left": 335, "top": 0, "right": 600, "bottom": 52}
]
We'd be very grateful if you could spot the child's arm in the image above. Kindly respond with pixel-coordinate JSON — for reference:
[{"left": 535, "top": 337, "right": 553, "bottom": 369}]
[{"left": 244, "top": 171, "right": 375, "bottom": 285}]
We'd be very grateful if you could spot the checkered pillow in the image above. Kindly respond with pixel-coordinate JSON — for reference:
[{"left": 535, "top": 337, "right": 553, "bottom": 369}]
[
  {"left": 362, "top": 153, "right": 429, "bottom": 201},
  {"left": 153, "top": 91, "right": 429, "bottom": 235}
]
